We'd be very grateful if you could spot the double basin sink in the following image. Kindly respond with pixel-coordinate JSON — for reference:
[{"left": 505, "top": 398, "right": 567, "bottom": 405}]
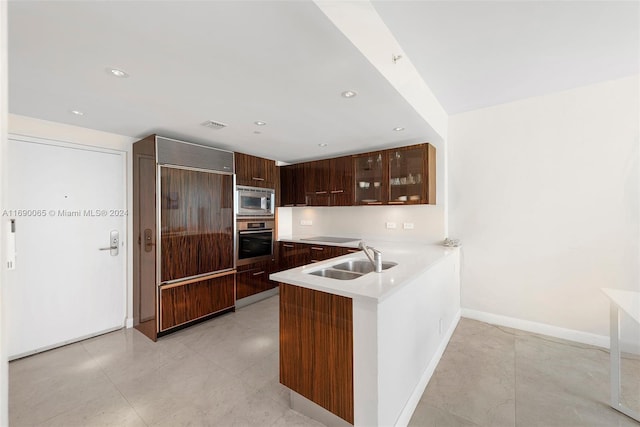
[{"left": 308, "top": 259, "right": 397, "bottom": 280}]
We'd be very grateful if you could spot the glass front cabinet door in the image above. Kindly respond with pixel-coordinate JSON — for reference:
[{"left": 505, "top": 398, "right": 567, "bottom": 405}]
[
  {"left": 354, "top": 152, "right": 385, "bottom": 205},
  {"left": 387, "top": 144, "right": 435, "bottom": 205},
  {"left": 354, "top": 143, "right": 436, "bottom": 205}
]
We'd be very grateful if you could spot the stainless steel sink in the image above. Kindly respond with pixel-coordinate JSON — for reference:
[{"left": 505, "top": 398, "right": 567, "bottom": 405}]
[
  {"left": 307, "top": 259, "right": 397, "bottom": 280},
  {"left": 332, "top": 260, "right": 397, "bottom": 274},
  {"left": 308, "top": 269, "right": 362, "bottom": 280}
]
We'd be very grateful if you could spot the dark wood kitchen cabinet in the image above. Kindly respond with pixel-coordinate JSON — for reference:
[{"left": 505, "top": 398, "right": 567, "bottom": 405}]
[
  {"left": 236, "top": 260, "right": 277, "bottom": 300},
  {"left": 354, "top": 143, "right": 436, "bottom": 206},
  {"left": 303, "top": 156, "right": 353, "bottom": 207},
  {"left": 309, "top": 244, "right": 354, "bottom": 262},
  {"left": 159, "top": 271, "right": 235, "bottom": 331},
  {"left": 280, "top": 283, "right": 354, "bottom": 424},
  {"left": 277, "top": 241, "right": 358, "bottom": 271},
  {"left": 280, "top": 163, "right": 307, "bottom": 207},
  {"left": 278, "top": 242, "right": 311, "bottom": 271},
  {"left": 235, "top": 152, "right": 276, "bottom": 188}
]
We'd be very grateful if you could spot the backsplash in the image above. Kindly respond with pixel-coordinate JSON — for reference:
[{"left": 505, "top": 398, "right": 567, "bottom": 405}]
[{"left": 277, "top": 205, "right": 445, "bottom": 243}]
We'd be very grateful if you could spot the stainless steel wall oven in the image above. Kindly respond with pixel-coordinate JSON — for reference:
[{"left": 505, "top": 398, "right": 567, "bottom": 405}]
[{"left": 236, "top": 219, "right": 274, "bottom": 266}]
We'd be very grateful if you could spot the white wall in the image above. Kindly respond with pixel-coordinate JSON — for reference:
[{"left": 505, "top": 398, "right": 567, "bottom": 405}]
[
  {"left": 8, "top": 114, "right": 137, "bottom": 328},
  {"left": 281, "top": 204, "right": 446, "bottom": 244},
  {"left": 448, "top": 75, "right": 640, "bottom": 340}
]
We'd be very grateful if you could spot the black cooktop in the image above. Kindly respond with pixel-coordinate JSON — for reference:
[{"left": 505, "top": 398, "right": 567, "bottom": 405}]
[{"left": 300, "top": 236, "right": 360, "bottom": 244}]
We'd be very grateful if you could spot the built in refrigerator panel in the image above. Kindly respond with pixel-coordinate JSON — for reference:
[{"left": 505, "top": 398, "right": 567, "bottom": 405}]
[{"left": 160, "top": 166, "right": 234, "bottom": 282}]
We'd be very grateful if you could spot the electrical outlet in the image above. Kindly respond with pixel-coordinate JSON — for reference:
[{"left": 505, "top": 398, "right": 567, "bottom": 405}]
[
  {"left": 403, "top": 222, "right": 414, "bottom": 230},
  {"left": 300, "top": 219, "right": 312, "bottom": 226},
  {"left": 386, "top": 222, "right": 396, "bottom": 229}
]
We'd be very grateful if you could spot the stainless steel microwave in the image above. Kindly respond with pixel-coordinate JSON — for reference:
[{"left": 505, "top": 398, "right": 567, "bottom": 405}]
[{"left": 235, "top": 185, "right": 275, "bottom": 217}]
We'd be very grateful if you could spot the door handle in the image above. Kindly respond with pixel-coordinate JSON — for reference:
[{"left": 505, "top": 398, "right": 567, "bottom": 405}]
[
  {"left": 98, "top": 230, "right": 119, "bottom": 256},
  {"left": 144, "top": 229, "right": 154, "bottom": 253}
]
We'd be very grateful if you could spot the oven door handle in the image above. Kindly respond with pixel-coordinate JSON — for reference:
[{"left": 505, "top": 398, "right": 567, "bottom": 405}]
[{"left": 239, "top": 229, "right": 273, "bottom": 235}]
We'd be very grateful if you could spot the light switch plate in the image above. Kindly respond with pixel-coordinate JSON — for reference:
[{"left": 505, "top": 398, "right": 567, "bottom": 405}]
[
  {"left": 403, "top": 222, "right": 414, "bottom": 230},
  {"left": 386, "top": 222, "right": 397, "bottom": 229},
  {"left": 300, "top": 219, "right": 312, "bottom": 226}
]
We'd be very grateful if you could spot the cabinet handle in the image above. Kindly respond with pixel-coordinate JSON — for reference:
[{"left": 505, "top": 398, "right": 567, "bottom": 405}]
[
  {"left": 347, "top": 249, "right": 360, "bottom": 253},
  {"left": 283, "top": 244, "right": 294, "bottom": 248},
  {"left": 252, "top": 177, "right": 265, "bottom": 181},
  {"left": 310, "top": 247, "right": 324, "bottom": 251},
  {"left": 315, "top": 191, "right": 328, "bottom": 195},
  {"left": 330, "top": 190, "right": 344, "bottom": 194},
  {"left": 252, "top": 271, "right": 265, "bottom": 276}
]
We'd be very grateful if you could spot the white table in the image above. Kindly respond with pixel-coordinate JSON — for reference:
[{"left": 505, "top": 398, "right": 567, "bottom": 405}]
[{"left": 602, "top": 288, "right": 640, "bottom": 422}]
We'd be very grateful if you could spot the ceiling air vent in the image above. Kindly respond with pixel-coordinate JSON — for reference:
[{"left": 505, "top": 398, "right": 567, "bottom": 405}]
[{"left": 201, "top": 120, "right": 227, "bottom": 130}]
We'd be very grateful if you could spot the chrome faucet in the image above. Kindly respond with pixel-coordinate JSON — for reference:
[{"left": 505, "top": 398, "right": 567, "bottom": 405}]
[{"left": 359, "top": 241, "right": 383, "bottom": 273}]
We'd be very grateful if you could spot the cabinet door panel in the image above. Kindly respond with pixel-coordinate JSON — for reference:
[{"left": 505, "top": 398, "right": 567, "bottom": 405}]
[
  {"left": 279, "top": 242, "right": 311, "bottom": 271},
  {"left": 236, "top": 260, "right": 275, "bottom": 300},
  {"left": 280, "top": 284, "right": 354, "bottom": 424},
  {"left": 160, "top": 273, "right": 235, "bottom": 331},
  {"left": 160, "top": 167, "right": 234, "bottom": 282},
  {"left": 329, "top": 156, "right": 354, "bottom": 206},
  {"left": 353, "top": 152, "right": 385, "bottom": 205},
  {"left": 235, "top": 152, "right": 276, "bottom": 188}
]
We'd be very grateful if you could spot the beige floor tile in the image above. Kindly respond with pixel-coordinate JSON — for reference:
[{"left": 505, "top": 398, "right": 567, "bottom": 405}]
[
  {"left": 421, "top": 319, "right": 516, "bottom": 426},
  {"left": 10, "top": 298, "right": 640, "bottom": 427},
  {"left": 408, "top": 403, "right": 479, "bottom": 427},
  {"left": 514, "top": 333, "right": 637, "bottom": 427},
  {"left": 271, "top": 409, "right": 326, "bottom": 427},
  {"left": 10, "top": 345, "right": 117, "bottom": 426},
  {"left": 34, "top": 387, "right": 146, "bottom": 427}
]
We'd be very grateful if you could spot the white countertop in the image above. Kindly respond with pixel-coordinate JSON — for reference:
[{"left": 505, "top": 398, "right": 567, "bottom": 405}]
[{"left": 271, "top": 239, "right": 459, "bottom": 303}]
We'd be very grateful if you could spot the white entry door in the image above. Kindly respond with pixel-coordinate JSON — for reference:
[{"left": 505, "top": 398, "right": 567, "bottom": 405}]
[{"left": 5, "top": 136, "right": 127, "bottom": 359}]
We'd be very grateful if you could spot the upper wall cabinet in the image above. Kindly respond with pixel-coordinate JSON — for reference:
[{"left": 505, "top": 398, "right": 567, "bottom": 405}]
[
  {"left": 235, "top": 152, "right": 277, "bottom": 188},
  {"left": 278, "top": 143, "right": 435, "bottom": 207},
  {"left": 280, "top": 163, "right": 307, "bottom": 207},
  {"left": 304, "top": 156, "right": 353, "bottom": 207},
  {"left": 354, "top": 143, "right": 436, "bottom": 206}
]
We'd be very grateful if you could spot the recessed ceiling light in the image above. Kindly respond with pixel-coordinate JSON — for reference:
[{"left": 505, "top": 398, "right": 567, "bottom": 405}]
[
  {"left": 70, "top": 110, "right": 84, "bottom": 116},
  {"left": 393, "top": 127, "right": 405, "bottom": 131},
  {"left": 318, "top": 143, "right": 328, "bottom": 147},
  {"left": 254, "top": 121, "right": 267, "bottom": 126},
  {"left": 107, "top": 68, "right": 129, "bottom": 78},
  {"left": 341, "top": 90, "right": 357, "bottom": 98}
]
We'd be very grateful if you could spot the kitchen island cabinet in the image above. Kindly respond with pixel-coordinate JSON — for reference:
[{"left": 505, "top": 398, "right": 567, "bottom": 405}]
[{"left": 271, "top": 243, "right": 460, "bottom": 426}]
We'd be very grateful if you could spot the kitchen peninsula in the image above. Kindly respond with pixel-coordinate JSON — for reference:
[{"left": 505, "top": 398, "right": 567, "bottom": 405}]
[{"left": 270, "top": 241, "right": 461, "bottom": 426}]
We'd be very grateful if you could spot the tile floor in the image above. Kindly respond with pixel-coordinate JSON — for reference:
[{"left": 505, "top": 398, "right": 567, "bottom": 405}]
[{"left": 9, "top": 295, "right": 640, "bottom": 426}]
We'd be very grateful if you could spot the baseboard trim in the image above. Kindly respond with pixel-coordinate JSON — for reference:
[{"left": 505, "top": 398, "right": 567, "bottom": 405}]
[
  {"left": 235, "top": 287, "right": 279, "bottom": 309},
  {"left": 461, "top": 308, "right": 609, "bottom": 349},
  {"left": 395, "top": 309, "right": 462, "bottom": 427}
]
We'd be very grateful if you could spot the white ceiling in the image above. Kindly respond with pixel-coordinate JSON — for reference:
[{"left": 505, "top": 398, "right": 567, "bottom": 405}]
[{"left": 8, "top": 1, "right": 639, "bottom": 163}]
